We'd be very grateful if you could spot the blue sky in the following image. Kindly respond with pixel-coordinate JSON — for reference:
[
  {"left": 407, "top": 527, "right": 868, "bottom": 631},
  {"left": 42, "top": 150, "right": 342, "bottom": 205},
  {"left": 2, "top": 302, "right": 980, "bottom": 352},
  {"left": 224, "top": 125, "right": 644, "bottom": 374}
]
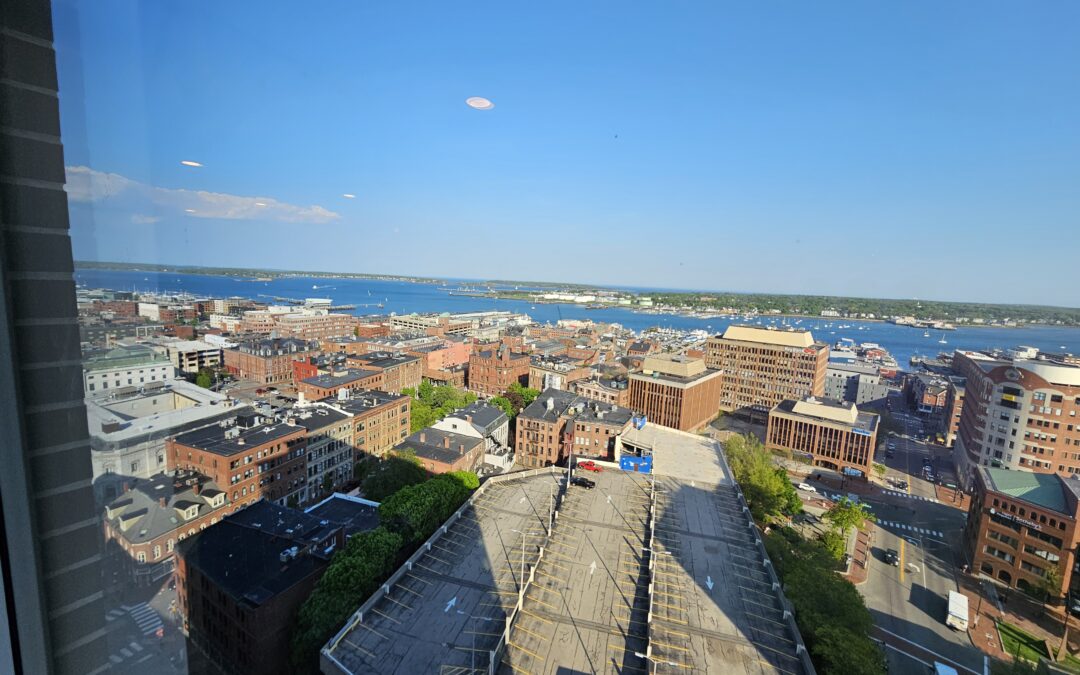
[{"left": 55, "top": 1, "right": 1080, "bottom": 305}]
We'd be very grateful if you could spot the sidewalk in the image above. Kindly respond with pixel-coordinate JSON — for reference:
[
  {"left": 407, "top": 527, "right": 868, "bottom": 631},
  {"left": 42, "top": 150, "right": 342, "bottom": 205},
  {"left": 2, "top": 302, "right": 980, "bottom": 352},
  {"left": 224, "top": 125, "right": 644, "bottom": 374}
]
[
  {"left": 935, "top": 483, "right": 970, "bottom": 511},
  {"left": 958, "top": 572, "right": 1077, "bottom": 664},
  {"left": 843, "top": 524, "right": 873, "bottom": 585}
]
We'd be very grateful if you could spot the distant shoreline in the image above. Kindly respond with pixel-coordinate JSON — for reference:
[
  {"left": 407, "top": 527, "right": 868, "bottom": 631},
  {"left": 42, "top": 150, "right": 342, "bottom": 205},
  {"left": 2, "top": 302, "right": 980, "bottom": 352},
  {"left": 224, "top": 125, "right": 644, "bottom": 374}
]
[{"left": 74, "top": 260, "right": 1080, "bottom": 327}]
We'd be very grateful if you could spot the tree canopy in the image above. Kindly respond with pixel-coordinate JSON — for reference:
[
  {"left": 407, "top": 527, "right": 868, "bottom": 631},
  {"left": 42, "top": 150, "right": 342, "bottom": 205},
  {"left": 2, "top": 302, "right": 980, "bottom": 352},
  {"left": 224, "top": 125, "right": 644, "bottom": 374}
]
[
  {"left": 724, "top": 434, "right": 801, "bottom": 522},
  {"left": 402, "top": 383, "right": 477, "bottom": 432},
  {"left": 824, "top": 497, "right": 876, "bottom": 536},
  {"left": 765, "top": 527, "right": 885, "bottom": 675},
  {"left": 360, "top": 450, "right": 428, "bottom": 502}
]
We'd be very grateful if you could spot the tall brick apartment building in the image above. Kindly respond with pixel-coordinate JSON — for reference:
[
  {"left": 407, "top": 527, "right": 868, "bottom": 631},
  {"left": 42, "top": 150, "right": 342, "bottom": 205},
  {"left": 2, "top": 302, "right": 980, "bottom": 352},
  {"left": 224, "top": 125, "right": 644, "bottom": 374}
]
[
  {"left": 627, "top": 354, "right": 723, "bottom": 432},
  {"left": 178, "top": 500, "right": 348, "bottom": 675},
  {"left": 223, "top": 337, "right": 320, "bottom": 385},
  {"left": 705, "top": 326, "right": 828, "bottom": 417},
  {"left": 333, "top": 390, "right": 411, "bottom": 461},
  {"left": 469, "top": 345, "right": 530, "bottom": 396},
  {"left": 516, "top": 389, "right": 634, "bottom": 468},
  {"left": 953, "top": 349, "right": 1080, "bottom": 488},
  {"left": 168, "top": 412, "right": 307, "bottom": 508}
]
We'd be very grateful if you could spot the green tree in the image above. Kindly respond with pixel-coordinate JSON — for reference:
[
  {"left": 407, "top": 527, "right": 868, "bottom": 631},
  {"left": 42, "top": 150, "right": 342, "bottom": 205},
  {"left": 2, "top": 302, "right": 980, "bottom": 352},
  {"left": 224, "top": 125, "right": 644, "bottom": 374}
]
[
  {"left": 286, "top": 494, "right": 299, "bottom": 509},
  {"left": 824, "top": 497, "right": 876, "bottom": 537},
  {"left": 290, "top": 527, "right": 403, "bottom": 673},
  {"left": 490, "top": 396, "right": 515, "bottom": 418},
  {"left": 724, "top": 434, "right": 801, "bottom": 522},
  {"left": 508, "top": 382, "right": 539, "bottom": 408},
  {"left": 321, "top": 474, "right": 334, "bottom": 496},
  {"left": 819, "top": 529, "right": 846, "bottom": 561},
  {"left": 361, "top": 450, "right": 428, "bottom": 502},
  {"left": 195, "top": 368, "right": 213, "bottom": 389},
  {"left": 378, "top": 473, "right": 474, "bottom": 544}
]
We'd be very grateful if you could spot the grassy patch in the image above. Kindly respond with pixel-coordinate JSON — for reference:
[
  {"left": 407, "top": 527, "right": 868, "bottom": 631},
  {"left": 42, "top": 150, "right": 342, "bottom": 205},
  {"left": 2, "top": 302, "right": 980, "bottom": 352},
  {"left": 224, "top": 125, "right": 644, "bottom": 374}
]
[
  {"left": 1062, "top": 653, "right": 1080, "bottom": 674},
  {"left": 997, "top": 621, "right": 1050, "bottom": 665}
]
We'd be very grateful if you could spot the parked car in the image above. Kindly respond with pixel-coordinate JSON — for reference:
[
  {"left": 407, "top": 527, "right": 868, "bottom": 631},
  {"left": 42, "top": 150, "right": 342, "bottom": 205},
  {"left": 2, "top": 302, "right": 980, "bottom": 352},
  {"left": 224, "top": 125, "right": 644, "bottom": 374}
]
[
  {"left": 797, "top": 483, "right": 816, "bottom": 493},
  {"left": 887, "top": 442, "right": 896, "bottom": 451},
  {"left": 570, "top": 476, "right": 595, "bottom": 489},
  {"left": 577, "top": 461, "right": 602, "bottom": 473},
  {"left": 885, "top": 548, "right": 900, "bottom": 566}
]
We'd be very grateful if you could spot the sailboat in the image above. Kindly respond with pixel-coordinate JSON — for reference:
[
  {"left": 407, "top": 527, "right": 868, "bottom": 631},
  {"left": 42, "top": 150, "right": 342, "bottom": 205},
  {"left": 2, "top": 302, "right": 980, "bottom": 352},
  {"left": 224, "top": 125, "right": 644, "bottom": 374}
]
[
  {"left": 923, "top": 330, "right": 930, "bottom": 338},
  {"left": 938, "top": 333, "right": 948, "bottom": 344}
]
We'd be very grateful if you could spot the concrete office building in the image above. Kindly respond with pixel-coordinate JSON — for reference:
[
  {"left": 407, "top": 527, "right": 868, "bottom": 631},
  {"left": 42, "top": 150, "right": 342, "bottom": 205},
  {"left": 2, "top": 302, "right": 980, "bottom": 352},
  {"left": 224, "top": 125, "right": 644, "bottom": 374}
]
[
  {"left": 153, "top": 338, "right": 222, "bottom": 375},
  {"left": 628, "top": 353, "right": 722, "bottom": 432},
  {"left": 705, "top": 326, "right": 828, "bottom": 417},
  {"left": 824, "top": 362, "right": 890, "bottom": 407},
  {"left": 766, "top": 397, "right": 879, "bottom": 476}
]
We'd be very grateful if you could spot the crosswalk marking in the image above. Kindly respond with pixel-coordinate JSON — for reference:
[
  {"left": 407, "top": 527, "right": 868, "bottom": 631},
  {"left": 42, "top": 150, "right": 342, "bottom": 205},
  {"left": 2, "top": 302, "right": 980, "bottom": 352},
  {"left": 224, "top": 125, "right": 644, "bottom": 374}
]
[
  {"left": 120, "top": 603, "right": 163, "bottom": 636},
  {"left": 877, "top": 520, "right": 943, "bottom": 538},
  {"left": 884, "top": 490, "right": 939, "bottom": 503}
]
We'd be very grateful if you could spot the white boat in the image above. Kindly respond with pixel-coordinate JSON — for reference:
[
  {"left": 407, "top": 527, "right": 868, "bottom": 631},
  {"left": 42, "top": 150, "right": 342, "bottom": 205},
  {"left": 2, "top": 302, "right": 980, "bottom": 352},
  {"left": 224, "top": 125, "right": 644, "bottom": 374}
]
[
  {"left": 938, "top": 333, "right": 948, "bottom": 344},
  {"left": 923, "top": 330, "right": 930, "bottom": 337}
]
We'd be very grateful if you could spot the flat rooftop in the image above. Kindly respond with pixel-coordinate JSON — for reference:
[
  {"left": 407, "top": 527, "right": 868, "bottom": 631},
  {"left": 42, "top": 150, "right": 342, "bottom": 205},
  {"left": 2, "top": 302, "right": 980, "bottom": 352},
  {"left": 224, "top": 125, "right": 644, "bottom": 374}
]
[
  {"left": 325, "top": 425, "right": 808, "bottom": 674},
  {"left": 323, "top": 470, "right": 563, "bottom": 674},
  {"left": 720, "top": 325, "right": 819, "bottom": 349}
]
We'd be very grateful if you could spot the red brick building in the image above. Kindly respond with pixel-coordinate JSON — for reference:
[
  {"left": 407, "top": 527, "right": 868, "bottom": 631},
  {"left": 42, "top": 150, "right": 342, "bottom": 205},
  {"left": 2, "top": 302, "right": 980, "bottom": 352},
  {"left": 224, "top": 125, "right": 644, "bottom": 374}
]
[
  {"left": 628, "top": 354, "right": 723, "bottom": 432},
  {"left": 346, "top": 351, "right": 422, "bottom": 394},
  {"left": 223, "top": 338, "right": 320, "bottom": 385},
  {"left": 296, "top": 369, "right": 384, "bottom": 401},
  {"left": 394, "top": 428, "right": 485, "bottom": 474},
  {"left": 333, "top": 390, "right": 412, "bottom": 460},
  {"left": 766, "top": 397, "right": 879, "bottom": 476},
  {"left": 167, "top": 413, "right": 308, "bottom": 508},
  {"left": 469, "top": 345, "right": 530, "bottom": 396},
  {"left": 516, "top": 389, "right": 635, "bottom": 468}
]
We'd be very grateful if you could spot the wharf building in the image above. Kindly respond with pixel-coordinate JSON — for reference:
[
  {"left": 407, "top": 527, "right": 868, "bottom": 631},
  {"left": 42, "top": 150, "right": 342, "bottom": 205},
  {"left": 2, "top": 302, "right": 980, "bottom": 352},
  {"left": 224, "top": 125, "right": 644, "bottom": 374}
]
[
  {"left": 963, "top": 466, "right": 1080, "bottom": 601},
  {"left": 766, "top": 397, "right": 879, "bottom": 477},
  {"left": 704, "top": 326, "right": 828, "bottom": 418},
  {"left": 953, "top": 349, "right": 1080, "bottom": 487},
  {"left": 627, "top": 353, "right": 723, "bottom": 432}
]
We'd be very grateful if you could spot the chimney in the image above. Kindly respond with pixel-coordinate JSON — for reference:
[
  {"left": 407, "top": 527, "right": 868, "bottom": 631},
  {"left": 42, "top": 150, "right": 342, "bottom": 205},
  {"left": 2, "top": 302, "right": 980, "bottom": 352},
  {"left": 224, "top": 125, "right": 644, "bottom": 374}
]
[
  {"left": 122, "top": 482, "right": 130, "bottom": 494},
  {"left": 458, "top": 444, "right": 465, "bottom": 454},
  {"left": 443, "top": 436, "right": 451, "bottom": 448},
  {"left": 193, "top": 483, "right": 201, "bottom": 495},
  {"left": 420, "top": 432, "right": 426, "bottom": 443},
  {"left": 466, "top": 414, "right": 473, "bottom": 423},
  {"left": 159, "top": 497, "right": 166, "bottom": 507}
]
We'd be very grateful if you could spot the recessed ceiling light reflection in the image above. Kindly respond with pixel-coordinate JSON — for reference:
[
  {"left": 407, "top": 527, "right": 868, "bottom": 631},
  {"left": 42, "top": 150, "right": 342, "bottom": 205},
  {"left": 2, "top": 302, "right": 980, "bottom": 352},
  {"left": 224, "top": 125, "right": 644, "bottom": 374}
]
[{"left": 465, "top": 97, "right": 494, "bottom": 110}]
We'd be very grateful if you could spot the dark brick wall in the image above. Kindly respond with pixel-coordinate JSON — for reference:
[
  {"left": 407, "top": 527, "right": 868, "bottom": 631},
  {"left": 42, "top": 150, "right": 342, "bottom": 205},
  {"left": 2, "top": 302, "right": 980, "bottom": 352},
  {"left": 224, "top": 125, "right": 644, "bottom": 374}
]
[{"left": 0, "top": 1, "right": 110, "bottom": 672}]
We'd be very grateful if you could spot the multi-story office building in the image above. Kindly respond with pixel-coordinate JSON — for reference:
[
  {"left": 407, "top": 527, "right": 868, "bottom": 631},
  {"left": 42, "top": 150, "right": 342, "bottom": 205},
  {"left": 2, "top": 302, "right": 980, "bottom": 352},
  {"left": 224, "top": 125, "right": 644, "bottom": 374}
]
[
  {"left": 766, "top": 397, "right": 879, "bottom": 477},
  {"left": 954, "top": 350, "right": 1080, "bottom": 487},
  {"left": 627, "top": 354, "right": 723, "bottom": 432},
  {"left": 223, "top": 337, "right": 321, "bottom": 384},
  {"left": 153, "top": 338, "right": 222, "bottom": 375},
  {"left": 332, "top": 390, "right": 412, "bottom": 460},
  {"left": 274, "top": 312, "right": 358, "bottom": 341},
  {"left": 102, "top": 470, "right": 230, "bottom": 584},
  {"left": 963, "top": 466, "right": 1080, "bottom": 600},
  {"left": 944, "top": 376, "right": 966, "bottom": 447},
  {"left": 168, "top": 413, "right": 308, "bottom": 508},
  {"left": 469, "top": 345, "right": 530, "bottom": 396},
  {"left": 83, "top": 343, "right": 175, "bottom": 393},
  {"left": 823, "top": 362, "right": 889, "bottom": 407},
  {"left": 704, "top": 326, "right": 828, "bottom": 417}
]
